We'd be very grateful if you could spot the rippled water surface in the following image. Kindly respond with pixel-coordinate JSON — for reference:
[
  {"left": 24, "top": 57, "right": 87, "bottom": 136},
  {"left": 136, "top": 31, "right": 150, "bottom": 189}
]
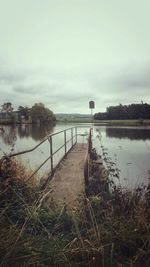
[{"left": 0, "top": 123, "right": 150, "bottom": 187}]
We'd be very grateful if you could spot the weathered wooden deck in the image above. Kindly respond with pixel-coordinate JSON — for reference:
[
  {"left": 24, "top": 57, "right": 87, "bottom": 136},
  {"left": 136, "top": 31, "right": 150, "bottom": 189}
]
[{"left": 49, "top": 144, "right": 87, "bottom": 210}]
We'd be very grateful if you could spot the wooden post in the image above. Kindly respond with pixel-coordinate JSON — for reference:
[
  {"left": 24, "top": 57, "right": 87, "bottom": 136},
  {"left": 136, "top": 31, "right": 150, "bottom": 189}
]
[{"left": 88, "top": 128, "right": 92, "bottom": 154}]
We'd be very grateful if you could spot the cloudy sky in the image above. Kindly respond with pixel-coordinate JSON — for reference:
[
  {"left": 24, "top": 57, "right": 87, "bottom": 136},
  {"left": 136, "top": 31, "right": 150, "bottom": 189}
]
[{"left": 0, "top": 0, "right": 150, "bottom": 114}]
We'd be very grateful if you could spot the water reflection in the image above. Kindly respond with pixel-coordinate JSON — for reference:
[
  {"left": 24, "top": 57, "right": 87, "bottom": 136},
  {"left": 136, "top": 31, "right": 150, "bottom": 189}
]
[
  {"left": 0, "top": 125, "right": 17, "bottom": 146},
  {"left": 105, "top": 127, "right": 150, "bottom": 140},
  {"left": 93, "top": 125, "right": 150, "bottom": 187},
  {"left": 17, "top": 124, "right": 55, "bottom": 141},
  {"left": 0, "top": 124, "right": 150, "bottom": 188},
  {"left": 0, "top": 124, "right": 55, "bottom": 147}
]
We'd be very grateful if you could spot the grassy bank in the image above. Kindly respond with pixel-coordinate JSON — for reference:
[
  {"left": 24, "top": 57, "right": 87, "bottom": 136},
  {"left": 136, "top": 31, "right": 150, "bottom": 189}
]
[{"left": 0, "top": 154, "right": 150, "bottom": 266}]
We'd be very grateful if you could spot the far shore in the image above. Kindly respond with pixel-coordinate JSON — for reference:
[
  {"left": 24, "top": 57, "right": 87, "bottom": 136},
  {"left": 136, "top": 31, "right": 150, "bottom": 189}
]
[
  {"left": 56, "top": 119, "right": 150, "bottom": 126},
  {"left": 1, "top": 119, "right": 150, "bottom": 127}
]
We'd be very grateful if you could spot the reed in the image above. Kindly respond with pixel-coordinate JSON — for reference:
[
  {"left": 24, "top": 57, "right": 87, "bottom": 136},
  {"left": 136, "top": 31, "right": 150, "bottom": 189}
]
[{"left": 0, "top": 152, "right": 149, "bottom": 266}]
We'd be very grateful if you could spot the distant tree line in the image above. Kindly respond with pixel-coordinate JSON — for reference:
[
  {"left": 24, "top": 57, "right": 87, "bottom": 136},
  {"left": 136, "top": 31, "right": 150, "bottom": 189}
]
[
  {"left": 0, "top": 102, "right": 56, "bottom": 124},
  {"left": 18, "top": 103, "right": 56, "bottom": 123},
  {"left": 94, "top": 103, "right": 150, "bottom": 120}
]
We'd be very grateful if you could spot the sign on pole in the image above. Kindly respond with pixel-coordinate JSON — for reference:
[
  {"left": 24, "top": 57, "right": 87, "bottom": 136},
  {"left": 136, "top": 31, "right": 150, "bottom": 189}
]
[
  {"left": 89, "top": 101, "right": 95, "bottom": 109},
  {"left": 89, "top": 101, "right": 95, "bottom": 125}
]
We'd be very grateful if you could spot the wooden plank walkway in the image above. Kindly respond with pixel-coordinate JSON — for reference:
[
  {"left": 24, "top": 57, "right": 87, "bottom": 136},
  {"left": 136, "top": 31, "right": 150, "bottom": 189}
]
[{"left": 48, "top": 144, "right": 87, "bottom": 211}]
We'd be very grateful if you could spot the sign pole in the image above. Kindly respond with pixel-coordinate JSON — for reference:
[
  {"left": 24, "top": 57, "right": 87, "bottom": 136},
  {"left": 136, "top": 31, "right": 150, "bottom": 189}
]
[
  {"left": 89, "top": 101, "right": 95, "bottom": 128},
  {"left": 91, "top": 108, "right": 93, "bottom": 126}
]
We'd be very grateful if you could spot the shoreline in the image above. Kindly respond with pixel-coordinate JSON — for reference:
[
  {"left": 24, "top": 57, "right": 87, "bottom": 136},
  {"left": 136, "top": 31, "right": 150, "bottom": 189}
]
[
  {"left": 0, "top": 119, "right": 150, "bottom": 127},
  {"left": 56, "top": 119, "right": 150, "bottom": 126}
]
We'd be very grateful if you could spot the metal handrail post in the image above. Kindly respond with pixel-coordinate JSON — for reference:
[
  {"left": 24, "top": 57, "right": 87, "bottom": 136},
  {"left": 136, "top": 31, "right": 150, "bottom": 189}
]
[
  {"left": 71, "top": 128, "right": 73, "bottom": 147},
  {"left": 64, "top": 130, "right": 67, "bottom": 155},
  {"left": 50, "top": 135, "right": 53, "bottom": 173},
  {"left": 75, "top": 127, "right": 77, "bottom": 143}
]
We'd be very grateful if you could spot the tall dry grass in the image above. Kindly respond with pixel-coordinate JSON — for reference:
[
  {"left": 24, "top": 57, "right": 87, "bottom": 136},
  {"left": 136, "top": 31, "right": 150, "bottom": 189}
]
[{"left": 0, "top": 150, "right": 150, "bottom": 266}]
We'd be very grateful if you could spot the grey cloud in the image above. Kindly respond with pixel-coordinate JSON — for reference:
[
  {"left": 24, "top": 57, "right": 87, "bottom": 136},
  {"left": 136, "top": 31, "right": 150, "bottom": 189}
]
[
  {"left": 13, "top": 83, "right": 64, "bottom": 96},
  {"left": 1, "top": 61, "right": 150, "bottom": 113},
  {"left": 12, "top": 81, "right": 94, "bottom": 112},
  {"left": 13, "top": 86, "right": 37, "bottom": 94},
  {"left": 110, "top": 65, "right": 150, "bottom": 91},
  {"left": 13, "top": 85, "right": 47, "bottom": 95},
  {"left": 0, "top": 72, "right": 26, "bottom": 84},
  {"left": 49, "top": 93, "right": 93, "bottom": 103}
]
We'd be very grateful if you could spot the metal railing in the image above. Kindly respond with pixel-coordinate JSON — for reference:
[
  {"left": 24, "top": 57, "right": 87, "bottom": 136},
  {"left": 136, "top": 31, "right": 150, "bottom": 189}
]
[
  {"left": 26, "top": 127, "right": 78, "bottom": 181},
  {"left": 0, "top": 126, "right": 91, "bottom": 182}
]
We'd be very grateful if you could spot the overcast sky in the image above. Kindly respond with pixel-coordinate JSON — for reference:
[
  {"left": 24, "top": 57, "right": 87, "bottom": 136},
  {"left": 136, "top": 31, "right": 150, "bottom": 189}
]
[{"left": 0, "top": 0, "right": 150, "bottom": 114}]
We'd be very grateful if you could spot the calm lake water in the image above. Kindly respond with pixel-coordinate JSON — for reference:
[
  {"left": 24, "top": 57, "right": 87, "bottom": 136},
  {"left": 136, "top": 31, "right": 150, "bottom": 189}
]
[{"left": 0, "top": 123, "right": 150, "bottom": 188}]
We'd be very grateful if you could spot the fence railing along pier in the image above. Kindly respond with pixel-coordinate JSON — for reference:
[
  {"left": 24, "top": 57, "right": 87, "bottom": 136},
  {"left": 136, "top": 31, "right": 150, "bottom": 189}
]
[{"left": 0, "top": 126, "right": 92, "bottom": 184}]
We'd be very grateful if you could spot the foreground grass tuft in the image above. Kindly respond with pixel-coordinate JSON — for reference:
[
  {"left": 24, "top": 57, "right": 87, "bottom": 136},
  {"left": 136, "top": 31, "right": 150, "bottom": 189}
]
[{"left": 0, "top": 158, "right": 74, "bottom": 267}]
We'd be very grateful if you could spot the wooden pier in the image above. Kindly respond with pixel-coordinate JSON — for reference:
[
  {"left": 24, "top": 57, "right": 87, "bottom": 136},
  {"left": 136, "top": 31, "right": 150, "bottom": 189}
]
[{"left": 50, "top": 144, "right": 87, "bottom": 210}]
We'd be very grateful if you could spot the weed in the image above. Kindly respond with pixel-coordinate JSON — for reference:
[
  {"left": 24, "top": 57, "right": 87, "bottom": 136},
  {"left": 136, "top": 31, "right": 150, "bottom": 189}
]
[{"left": 0, "top": 140, "right": 150, "bottom": 266}]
